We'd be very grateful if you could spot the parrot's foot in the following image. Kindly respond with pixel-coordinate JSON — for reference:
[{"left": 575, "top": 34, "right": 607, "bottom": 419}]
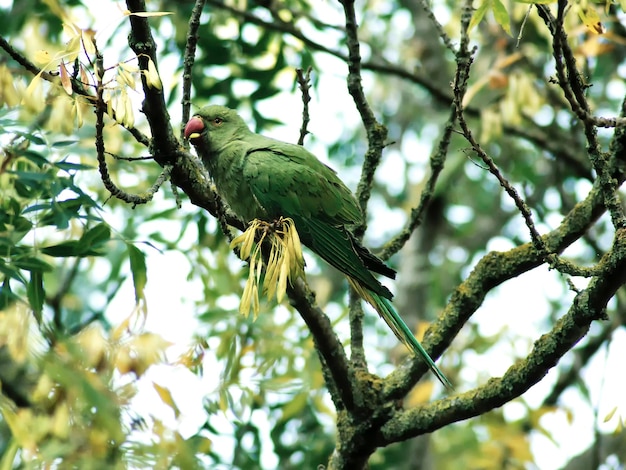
[{"left": 255, "top": 217, "right": 290, "bottom": 236}]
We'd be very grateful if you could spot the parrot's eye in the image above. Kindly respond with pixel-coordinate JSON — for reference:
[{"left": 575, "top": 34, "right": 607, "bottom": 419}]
[{"left": 212, "top": 117, "right": 223, "bottom": 125}]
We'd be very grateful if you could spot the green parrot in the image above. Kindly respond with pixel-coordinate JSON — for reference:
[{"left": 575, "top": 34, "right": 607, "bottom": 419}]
[{"left": 184, "top": 105, "right": 452, "bottom": 389}]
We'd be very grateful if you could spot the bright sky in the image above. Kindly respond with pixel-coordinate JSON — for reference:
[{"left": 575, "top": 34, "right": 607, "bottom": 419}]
[{"left": 3, "top": 0, "right": 626, "bottom": 468}]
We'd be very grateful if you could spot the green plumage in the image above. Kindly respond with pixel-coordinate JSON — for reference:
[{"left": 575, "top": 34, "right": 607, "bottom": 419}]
[{"left": 185, "top": 105, "right": 451, "bottom": 389}]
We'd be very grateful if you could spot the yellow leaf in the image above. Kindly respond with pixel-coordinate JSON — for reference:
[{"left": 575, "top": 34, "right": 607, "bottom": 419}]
[
  {"left": 117, "top": 65, "right": 135, "bottom": 89},
  {"left": 119, "top": 61, "right": 139, "bottom": 74},
  {"left": 112, "top": 92, "right": 125, "bottom": 124},
  {"left": 576, "top": 36, "right": 613, "bottom": 58},
  {"left": 64, "top": 34, "right": 81, "bottom": 62},
  {"left": 0, "top": 65, "right": 19, "bottom": 107},
  {"left": 33, "top": 50, "right": 52, "bottom": 65},
  {"left": 73, "top": 98, "right": 83, "bottom": 128},
  {"left": 276, "top": 250, "right": 289, "bottom": 303},
  {"left": 79, "top": 63, "right": 90, "bottom": 88},
  {"left": 75, "top": 325, "right": 108, "bottom": 369},
  {"left": 252, "top": 284, "right": 260, "bottom": 319},
  {"left": 81, "top": 29, "right": 97, "bottom": 57},
  {"left": 131, "top": 332, "right": 171, "bottom": 361},
  {"left": 603, "top": 406, "right": 618, "bottom": 422},
  {"left": 111, "top": 315, "right": 131, "bottom": 342},
  {"left": 122, "top": 90, "right": 135, "bottom": 127},
  {"left": 240, "top": 274, "right": 254, "bottom": 317},
  {"left": 50, "top": 402, "right": 70, "bottom": 438},
  {"left": 114, "top": 347, "right": 134, "bottom": 375},
  {"left": 578, "top": 5, "right": 605, "bottom": 34},
  {"left": 153, "top": 382, "right": 181, "bottom": 418},
  {"left": 61, "top": 21, "right": 81, "bottom": 39},
  {"left": 146, "top": 57, "right": 162, "bottom": 90},
  {"left": 59, "top": 61, "right": 72, "bottom": 95},
  {"left": 219, "top": 389, "right": 229, "bottom": 412}
]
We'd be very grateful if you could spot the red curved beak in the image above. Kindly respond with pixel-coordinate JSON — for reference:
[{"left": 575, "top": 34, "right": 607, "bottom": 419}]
[{"left": 184, "top": 117, "right": 205, "bottom": 140}]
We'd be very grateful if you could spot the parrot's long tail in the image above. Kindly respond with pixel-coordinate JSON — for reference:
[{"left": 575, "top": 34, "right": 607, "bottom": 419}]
[{"left": 348, "top": 279, "right": 453, "bottom": 390}]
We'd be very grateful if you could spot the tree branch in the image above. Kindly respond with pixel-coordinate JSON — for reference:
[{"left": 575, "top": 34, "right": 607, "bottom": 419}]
[
  {"left": 181, "top": 0, "right": 206, "bottom": 144},
  {"left": 380, "top": 106, "right": 456, "bottom": 260},
  {"left": 338, "top": 0, "right": 387, "bottom": 225},
  {"left": 295, "top": 67, "right": 312, "bottom": 146},
  {"left": 381, "top": 227, "right": 626, "bottom": 443},
  {"left": 383, "top": 164, "right": 618, "bottom": 400}
]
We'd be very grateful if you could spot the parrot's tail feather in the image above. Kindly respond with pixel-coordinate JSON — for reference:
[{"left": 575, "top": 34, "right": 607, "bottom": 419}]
[
  {"left": 348, "top": 279, "right": 453, "bottom": 390},
  {"left": 351, "top": 236, "right": 396, "bottom": 280}
]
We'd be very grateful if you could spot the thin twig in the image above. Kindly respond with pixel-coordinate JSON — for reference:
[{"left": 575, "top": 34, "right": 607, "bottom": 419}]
[
  {"left": 380, "top": 106, "right": 456, "bottom": 260},
  {"left": 295, "top": 67, "right": 312, "bottom": 146},
  {"left": 94, "top": 45, "right": 168, "bottom": 206},
  {"left": 536, "top": 3, "right": 626, "bottom": 230},
  {"left": 415, "top": 0, "right": 456, "bottom": 52},
  {"left": 453, "top": 1, "right": 545, "bottom": 254},
  {"left": 181, "top": 0, "right": 206, "bottom": 145},
  {"left": 338, "top": 0, "right": 388, "bottom": 232},
  {"left": 106, "top": 152, "right": 153, "bottom": 161}
]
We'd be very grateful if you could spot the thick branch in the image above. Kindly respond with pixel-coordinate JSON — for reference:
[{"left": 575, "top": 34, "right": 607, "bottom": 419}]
[
  {"left": 380, "top": 228, "right": 626, "bottom": 444},
  {"left": 383, "top": 170, "right": 615, "bottom": 400},
  {"left": 125, "top": 0, "right": 178, "bottom": 165}
]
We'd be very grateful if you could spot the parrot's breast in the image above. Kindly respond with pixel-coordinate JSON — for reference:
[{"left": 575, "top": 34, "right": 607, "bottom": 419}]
[{"left": 206, "top": 146, "right": 268, "bottom": 223}]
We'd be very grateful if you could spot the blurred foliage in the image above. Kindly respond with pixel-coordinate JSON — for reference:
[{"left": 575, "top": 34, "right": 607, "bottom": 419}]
[{"left": 0, "top": 0, "right": 625, "bottom": 468}]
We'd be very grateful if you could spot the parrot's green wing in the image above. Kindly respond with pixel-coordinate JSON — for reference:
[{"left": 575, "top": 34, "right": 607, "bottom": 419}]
[
  {"left": 243, "top": 142, "right": 362, "bottom": 224},
  {"left": 241, "top": 143, "right": 394, "bottom": 298}
]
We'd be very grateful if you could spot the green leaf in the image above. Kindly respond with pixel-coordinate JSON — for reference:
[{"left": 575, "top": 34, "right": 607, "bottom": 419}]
[
  {"left": 469, "top": 0, "right": 491, "bottom": 32},
  {"left": 492, "top": 0, "right": 512, "bottom": 35},
  {"left": 22, "top": 203, "right": 52, "bottom": 215},
  {"left": 22, "top": 150, "right": 48, "bottom": 167},
  {"left": 27, "top": 270, "right": 44, "bottom": 323},
  {"left": 54, "top": 161, "right": 95, "bottom": 171},
  {"left": 17, "top": 131, "right": 45, "bottom": 146},
  {"left": 127, "top": 243, "right": 147, "bottom": 303},
  {"left": 0, "top": 215, "right": 32, "bottom": 244},
  {"left": 51, "top": 139, "right": 79, "bottom": 148},
  {"left": 41, "top": 225, "right": 111, "bottom": 257},
  {"left": 13, "top": 256, "right": 53, "bottom": 272},
  {"left": 468, "top": 0, "right": 511, "bottom": 35},
  {"left": 0, "top": 438, "right": 19, "bottom": 470},
  {"left": 0, "top": 259, "right": 26, "bottom": 284},
  {"left": 41, "top": 241, "right": 81, "bottom": 257},
  {"left": 8, "top": 170, "right": 50, "bottom": 182},
  {"left": 0, "top": 279, "right": 20, "bottom": 310},
  {"left": 39, "top": 198, "right": 83, "bottom": 228},
  {"left": 250, "top": 85, "right": 281, "bottom": 101},
  {"left": 81, "top": 223, "right": 111, "bottom": 250}
]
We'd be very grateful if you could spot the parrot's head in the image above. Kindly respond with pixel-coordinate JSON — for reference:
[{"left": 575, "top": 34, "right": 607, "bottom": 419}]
[{"left": 184, "top": 105, "right": 249, "bottom": 151}]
